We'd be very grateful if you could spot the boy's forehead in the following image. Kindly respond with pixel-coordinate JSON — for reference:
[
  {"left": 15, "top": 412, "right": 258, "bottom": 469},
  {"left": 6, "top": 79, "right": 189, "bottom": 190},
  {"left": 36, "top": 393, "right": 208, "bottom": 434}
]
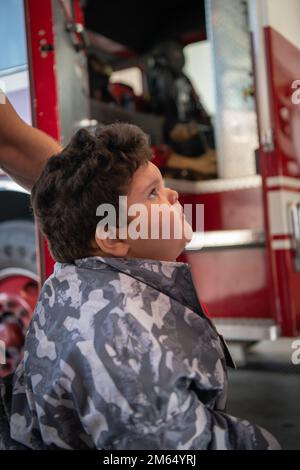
[{"left": 131, "top": 162, "right": 162, "bottom": 192}]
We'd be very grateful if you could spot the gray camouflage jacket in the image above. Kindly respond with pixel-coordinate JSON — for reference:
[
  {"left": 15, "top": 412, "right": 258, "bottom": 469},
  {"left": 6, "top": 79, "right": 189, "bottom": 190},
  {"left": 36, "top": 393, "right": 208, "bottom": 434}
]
[{"left": 0, "top": 256, "right": 280, "bottom": 450}]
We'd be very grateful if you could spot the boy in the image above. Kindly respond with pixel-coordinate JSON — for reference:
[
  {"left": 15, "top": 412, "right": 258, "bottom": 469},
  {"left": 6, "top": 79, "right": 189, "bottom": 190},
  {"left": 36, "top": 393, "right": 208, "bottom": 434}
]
[{"left": 0, "top": 121, "right": 280, "bottom": 450}]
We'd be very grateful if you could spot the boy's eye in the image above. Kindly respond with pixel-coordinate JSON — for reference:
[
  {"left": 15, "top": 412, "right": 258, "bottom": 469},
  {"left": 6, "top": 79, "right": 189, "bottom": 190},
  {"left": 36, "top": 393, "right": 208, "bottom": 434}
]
[{"left": 148, "top": 188, "right": 158, "bottom": 199}]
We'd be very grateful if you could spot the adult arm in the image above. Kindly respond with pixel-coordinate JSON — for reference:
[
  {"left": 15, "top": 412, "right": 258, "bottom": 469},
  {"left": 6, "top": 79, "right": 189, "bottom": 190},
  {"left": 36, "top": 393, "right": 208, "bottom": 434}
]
[{"left": 0, "top": 92, "right": 62, "bottom": 191}]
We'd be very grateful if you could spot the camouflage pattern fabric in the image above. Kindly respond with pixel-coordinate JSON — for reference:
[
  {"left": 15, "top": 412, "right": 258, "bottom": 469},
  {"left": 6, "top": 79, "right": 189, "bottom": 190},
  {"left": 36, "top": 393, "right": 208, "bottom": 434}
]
[
  {"left": 0, "top": 374, "right": 29, "bottom": 449},
  {"left": 0, "top": 256, "right": 280, "bottom": 450}
]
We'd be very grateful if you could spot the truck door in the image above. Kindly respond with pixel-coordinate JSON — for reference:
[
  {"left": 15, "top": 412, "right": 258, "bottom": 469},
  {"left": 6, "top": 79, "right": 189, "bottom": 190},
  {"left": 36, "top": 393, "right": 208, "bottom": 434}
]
[{"left": 250, "top": 0, "right": 300, "bottom": 336}]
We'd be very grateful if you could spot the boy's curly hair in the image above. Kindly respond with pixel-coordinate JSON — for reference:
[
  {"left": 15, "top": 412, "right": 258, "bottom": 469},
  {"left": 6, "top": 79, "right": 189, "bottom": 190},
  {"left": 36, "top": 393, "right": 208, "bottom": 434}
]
[{"left": 30, "top": 123, "right": 152, "bottom": 262}]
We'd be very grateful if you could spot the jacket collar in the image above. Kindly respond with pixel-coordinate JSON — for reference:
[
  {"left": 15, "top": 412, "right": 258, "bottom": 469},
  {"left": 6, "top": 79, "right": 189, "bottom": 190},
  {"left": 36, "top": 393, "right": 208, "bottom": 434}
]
[
  {"left": 56, "top": 256, "right": 237, "bottom": 368},
  {"left": 71, "top": 255, "right": 206, "bottom": 318}
]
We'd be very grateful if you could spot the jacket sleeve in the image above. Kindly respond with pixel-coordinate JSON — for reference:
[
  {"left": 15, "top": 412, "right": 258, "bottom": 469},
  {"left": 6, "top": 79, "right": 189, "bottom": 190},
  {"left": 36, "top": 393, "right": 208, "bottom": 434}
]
[{"left": 64, "top": 337, "right": 281, "bottom": 451}]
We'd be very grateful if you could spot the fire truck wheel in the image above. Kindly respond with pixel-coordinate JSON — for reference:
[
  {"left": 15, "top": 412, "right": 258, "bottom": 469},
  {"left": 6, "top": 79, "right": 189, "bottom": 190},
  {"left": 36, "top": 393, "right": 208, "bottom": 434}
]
[{"left": 0, "top": 220, "right": 37, "bottom": 274}]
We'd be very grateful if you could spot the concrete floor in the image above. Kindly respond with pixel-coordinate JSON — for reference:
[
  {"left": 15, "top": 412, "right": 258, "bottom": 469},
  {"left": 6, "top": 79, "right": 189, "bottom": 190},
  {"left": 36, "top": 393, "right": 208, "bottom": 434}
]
[{"left": 226, "top": 338, "right": 300, "bottom": 450}]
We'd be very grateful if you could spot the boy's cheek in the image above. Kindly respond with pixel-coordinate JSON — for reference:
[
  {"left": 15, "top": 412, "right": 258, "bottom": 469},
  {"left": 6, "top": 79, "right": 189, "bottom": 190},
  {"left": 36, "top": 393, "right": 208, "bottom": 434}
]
[
  {"left": 127, "top": 207, "right": 193, "bottom": 242},
  {"left": 161, "top": 212, "right": 193, "bottom": 242},
  {"left": 182, "top": 214, "right": 194, "bottom": 241}
]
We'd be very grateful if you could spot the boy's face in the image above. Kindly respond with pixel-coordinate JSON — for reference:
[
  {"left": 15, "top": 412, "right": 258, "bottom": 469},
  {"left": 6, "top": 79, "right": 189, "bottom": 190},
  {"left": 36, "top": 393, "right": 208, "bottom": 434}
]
[{"left": 94, "top": 161, "right": 193, "bottom": 261}]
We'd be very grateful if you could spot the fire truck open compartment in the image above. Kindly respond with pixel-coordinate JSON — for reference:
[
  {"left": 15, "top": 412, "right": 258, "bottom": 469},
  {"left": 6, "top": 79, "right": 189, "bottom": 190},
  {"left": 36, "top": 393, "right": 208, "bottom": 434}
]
[{"left": 84, "top": 0, "right": 259, "bottom": 177}]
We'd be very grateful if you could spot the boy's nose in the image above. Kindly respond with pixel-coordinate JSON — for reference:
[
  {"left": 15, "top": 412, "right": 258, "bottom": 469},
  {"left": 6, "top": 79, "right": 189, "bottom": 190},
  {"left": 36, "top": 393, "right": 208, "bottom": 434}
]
[{"left": 167, "top": 188, "right": 179, "bottom": 205}]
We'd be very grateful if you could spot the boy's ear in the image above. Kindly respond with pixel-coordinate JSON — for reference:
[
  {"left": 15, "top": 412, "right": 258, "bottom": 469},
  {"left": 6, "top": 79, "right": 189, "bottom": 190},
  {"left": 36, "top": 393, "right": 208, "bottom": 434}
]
[{"left": 94, "top": 226, "right": 130, "bottom": 257}]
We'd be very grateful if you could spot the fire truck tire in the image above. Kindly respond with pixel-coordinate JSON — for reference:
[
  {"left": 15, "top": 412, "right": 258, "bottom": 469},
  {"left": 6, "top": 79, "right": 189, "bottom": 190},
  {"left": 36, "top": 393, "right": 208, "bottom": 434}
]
[{"left": 0, "top": 220, "right": 37, "bottom": 274}]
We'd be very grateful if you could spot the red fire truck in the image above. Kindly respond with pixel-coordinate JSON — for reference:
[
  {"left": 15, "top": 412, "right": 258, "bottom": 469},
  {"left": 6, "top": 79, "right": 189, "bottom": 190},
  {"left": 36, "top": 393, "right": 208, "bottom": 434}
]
[{"left": 0, "top": 0, "right": 300, "bottom": 374}]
